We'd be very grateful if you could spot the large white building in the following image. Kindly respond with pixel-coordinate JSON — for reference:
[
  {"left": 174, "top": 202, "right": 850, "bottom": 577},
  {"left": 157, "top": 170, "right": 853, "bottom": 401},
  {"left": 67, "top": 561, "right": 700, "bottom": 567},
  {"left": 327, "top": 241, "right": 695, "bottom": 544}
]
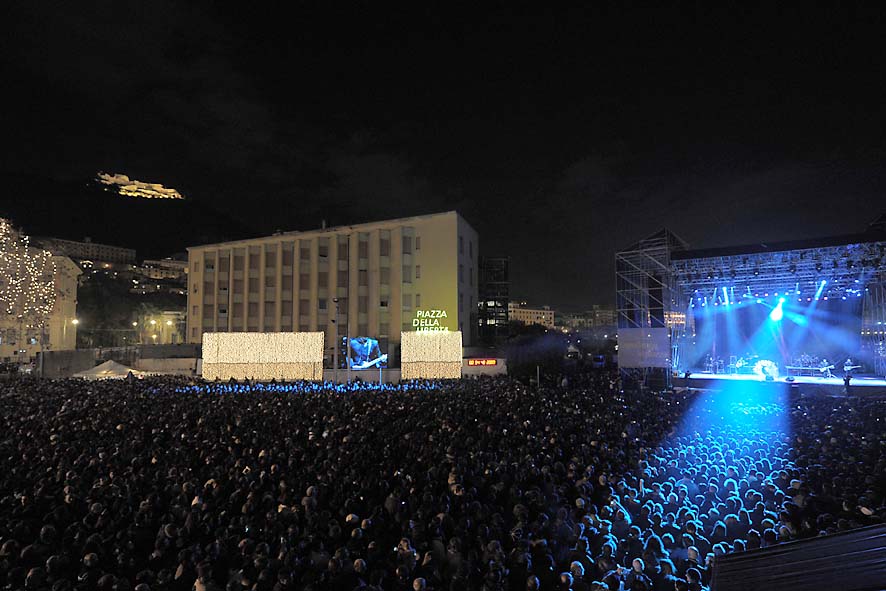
[
  {"left": 186, "top": 211, "right": 479, "bottom": 361},
  {"left": 34, "top": 236, "right": 136, "bottom": 265},
  {"left": 508, "top": 301, "right": 556, "bottom": 329}
]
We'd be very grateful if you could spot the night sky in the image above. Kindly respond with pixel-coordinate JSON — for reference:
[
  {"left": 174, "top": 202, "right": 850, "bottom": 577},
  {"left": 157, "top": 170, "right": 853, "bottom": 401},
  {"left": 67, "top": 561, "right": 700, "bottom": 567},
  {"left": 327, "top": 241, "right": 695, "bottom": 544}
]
[{"left": 4, "top": 3, "right": 886, "bottom": 309}]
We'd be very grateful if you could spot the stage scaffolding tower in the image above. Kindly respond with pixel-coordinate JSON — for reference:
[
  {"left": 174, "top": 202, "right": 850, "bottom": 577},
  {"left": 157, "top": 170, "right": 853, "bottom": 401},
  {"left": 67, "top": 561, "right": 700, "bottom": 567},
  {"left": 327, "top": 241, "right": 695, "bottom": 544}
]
[
  {"left": 615, "top": 229, "right": 688, "bottom": 388},
  {"left": 863, "top": 281, "right": 886, "bottom": 377}
]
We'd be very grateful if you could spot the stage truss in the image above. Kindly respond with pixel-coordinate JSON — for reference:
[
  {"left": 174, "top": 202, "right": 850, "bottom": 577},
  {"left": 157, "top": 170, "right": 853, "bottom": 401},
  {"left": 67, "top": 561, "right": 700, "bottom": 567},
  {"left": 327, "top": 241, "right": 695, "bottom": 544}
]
[
  {"left": 617, "top": 226, "right": 886, "bottom": 381},
  {"left": 670, "top": 240, "right": 886, "bottom": 377}
]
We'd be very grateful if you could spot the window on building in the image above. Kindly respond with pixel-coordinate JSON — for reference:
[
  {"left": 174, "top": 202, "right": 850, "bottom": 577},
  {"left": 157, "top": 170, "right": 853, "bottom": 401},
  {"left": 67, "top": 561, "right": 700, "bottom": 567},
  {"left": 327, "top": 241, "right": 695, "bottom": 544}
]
[
  {"left": 358, "top": 269, "right": 368, "bottom": 286},
  {"left": 319, "top": 299, "right": 327, "bottom": 310},
  {"left": 469, "top": 267, "right": 472, "bottom": 286},
  {"left": 459, "top": 264, "right": 463, "bottom": 283},
  {"left": 318, "top": 240, "right": 329, "bottom": 258},
  {"left": 299, "top": 300, "right": 309, "bottom": 315},
  {"left": 358, "top": 236, "right": 369, "bottom": 258},
  {"left": 459, "top": 236, "right": 463, "bottom": 253},
  {"left": 338, "top": 238, "right": 349, "bottom": 260},
  {"left": 380, "top": 267, "right": 390, "bottom": 284},
  {"left": 380, "top": 298, "right": 388, "bottom": 308},
  {"left": 402, "top": 293, "right": 412, "bottom": 310},
  {"left": 402, "top": 236, "right": 412, "bottom": 254},
  {"left": 379, "top": 322, "right": 389, "bottom": 335},
  {"left": 358, "top": 295, "right": 368, "bottom": 312},
  {"left": 191, "top": 328, "right": 197, "bottom": 338},
  {"left": 469, "top": 240, "right": 473, "bottom": 257},
  {"left": 265, "top": 250, "right": 276, "bottom": 268},
  {"left": 318, "top": 271, "right": 328, "bottom": 288},
  {"left": 380, "top": 231, "right": 391, "bottom": 256},
  {"left": 415, "top": 265, "right": 421, "bottom": 279},
  {"left": 415, "top": 294, "right": 421, "bottom": 308},
  {"left": 415, "top": 236, "right": 421, "bottom": 250},
  {"left": 249, "top": 278, "right": 259, "bottom": 292},
  {"left": 192, "top": 305, "right": 198, "bottom": 316},
  {"left": 402, "top": 265, "right": 411, "bottom": 283},
  {"left": 299, "top": 273, "right": 310, "bottom": 287},
  {"left": 299, "top": 245, "right": 310, "bottom": 261},
  {"left": 337, "top": 270, "right": 349, "bottom": 287}
]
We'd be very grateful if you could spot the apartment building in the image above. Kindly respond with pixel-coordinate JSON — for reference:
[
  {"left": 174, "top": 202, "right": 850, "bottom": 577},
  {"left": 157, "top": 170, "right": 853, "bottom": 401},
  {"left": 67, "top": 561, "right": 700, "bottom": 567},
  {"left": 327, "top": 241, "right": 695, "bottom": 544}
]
[
  {"left": 508, "top": 301, "right": 556, "bottom": 329},
  {"left": 186, "top": 211, "right": 479, "bottom": 358}
]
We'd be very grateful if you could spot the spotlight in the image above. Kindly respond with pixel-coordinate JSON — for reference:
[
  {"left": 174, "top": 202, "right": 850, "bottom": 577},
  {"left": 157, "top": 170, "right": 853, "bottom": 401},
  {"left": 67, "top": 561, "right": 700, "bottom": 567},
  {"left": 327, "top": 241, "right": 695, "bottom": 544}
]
[{"left": 769, "top": 299, "right": 784, "bottom": 322}]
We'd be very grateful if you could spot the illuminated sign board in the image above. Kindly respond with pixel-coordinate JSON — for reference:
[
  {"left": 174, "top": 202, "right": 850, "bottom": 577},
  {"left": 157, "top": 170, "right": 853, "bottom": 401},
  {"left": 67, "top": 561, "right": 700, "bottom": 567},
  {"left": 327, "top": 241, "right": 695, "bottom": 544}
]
[
  {"left": 467, "top": 358, "right": 497, "bottom": 366},
  {"left": 412, "top": 309, "right": 451, "bottom": 332}
]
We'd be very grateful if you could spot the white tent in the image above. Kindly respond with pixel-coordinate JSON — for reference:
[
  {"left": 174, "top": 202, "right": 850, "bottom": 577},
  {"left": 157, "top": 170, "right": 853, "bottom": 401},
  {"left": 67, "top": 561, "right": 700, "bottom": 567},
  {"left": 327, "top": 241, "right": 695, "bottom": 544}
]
[{"left": 74, "top": 360, "right": 145, "bottom": 380}]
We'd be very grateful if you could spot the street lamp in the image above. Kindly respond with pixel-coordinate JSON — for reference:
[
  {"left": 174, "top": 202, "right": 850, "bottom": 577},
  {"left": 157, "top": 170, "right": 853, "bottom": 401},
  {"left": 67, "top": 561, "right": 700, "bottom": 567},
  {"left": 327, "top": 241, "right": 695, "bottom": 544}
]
[
  {"left": 71, "top": 318, "right": 80, "bottom": 325},
  {"left": 333, "top": 298, "right": 339, "bottom": 383}
]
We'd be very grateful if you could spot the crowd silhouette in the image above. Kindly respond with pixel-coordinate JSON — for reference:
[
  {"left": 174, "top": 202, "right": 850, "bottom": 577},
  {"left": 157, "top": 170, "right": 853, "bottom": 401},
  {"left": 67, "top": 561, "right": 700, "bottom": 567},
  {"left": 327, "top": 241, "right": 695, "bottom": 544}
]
[{"left": 0, "top": 372, "right": 883, "bottom": 591}]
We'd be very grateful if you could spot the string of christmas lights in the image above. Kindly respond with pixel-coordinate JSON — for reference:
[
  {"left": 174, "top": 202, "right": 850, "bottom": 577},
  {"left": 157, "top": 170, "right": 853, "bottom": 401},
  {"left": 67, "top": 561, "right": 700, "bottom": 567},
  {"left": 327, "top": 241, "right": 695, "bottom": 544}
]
[{"left": 0, "top": 219, "right": 57, "bottom": 337}]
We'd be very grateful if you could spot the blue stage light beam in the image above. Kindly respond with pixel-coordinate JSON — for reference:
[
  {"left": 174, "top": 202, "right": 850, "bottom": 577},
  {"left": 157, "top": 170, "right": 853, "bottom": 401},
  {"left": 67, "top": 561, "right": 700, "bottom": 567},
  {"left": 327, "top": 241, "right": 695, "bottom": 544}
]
[
  {"left": 814, "top": 279, "right": 827, "bottom": 301},
  {"left": 769, "top": 297, "right": 785, "bottom": 322},
  {"left": 722, "top": 286, "right": 729, "bottom": 306}
]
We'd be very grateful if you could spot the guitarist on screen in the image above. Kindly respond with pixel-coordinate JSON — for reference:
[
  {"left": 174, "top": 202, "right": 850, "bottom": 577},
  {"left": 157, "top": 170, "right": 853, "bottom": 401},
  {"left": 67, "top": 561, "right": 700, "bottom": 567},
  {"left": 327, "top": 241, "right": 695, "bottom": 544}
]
[{"left": 348, "top": 336, "right": 388, "bottom": 370}]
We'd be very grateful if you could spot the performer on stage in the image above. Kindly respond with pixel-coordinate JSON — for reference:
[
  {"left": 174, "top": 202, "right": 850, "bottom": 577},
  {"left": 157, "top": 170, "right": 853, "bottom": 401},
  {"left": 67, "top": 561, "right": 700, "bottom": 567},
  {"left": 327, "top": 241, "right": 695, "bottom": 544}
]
[{"left": 819, "top": 358, "right": 834, "bottom": 379}]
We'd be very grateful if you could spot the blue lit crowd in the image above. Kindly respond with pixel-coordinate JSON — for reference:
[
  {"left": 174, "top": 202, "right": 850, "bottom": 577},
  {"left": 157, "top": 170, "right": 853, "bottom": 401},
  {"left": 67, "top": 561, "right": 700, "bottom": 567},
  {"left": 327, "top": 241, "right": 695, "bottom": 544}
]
[{"left": 0, "top": 373, "right": 883, "bottom": 591}]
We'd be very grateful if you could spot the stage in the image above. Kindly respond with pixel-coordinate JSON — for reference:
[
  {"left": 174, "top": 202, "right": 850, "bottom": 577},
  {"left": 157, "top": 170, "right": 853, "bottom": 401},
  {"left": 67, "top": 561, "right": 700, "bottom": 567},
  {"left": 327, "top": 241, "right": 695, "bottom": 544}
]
[{"left": 673, "top": 371, "right": 886, "bottom": 397}]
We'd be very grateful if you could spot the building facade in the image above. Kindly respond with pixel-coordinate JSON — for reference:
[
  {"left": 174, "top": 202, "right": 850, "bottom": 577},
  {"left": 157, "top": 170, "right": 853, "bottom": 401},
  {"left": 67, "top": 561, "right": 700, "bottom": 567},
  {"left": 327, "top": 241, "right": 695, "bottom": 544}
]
[
  {"left": 556, "top": 305, "right": 617, "bottom": 333},
  {"left": 34, "top": 236, "right": 136, "bottom": 265},
  {"left": 0, "top": 255, "right": 81, "bottom": 363},
  {"left": 136, "top": 310, "right": 186, "bottom": 345},
  {"left": 508, "top": 302, "right": 556, "bottom": 329},
  {"left": 478, "top": 257, "right": 510, "bottom": 343},
  {"left": 186, "top": 212, "right": 479, "bottom": 361},
  {"left": 139, "top": 258, "right": 188, "bottom": 281}
]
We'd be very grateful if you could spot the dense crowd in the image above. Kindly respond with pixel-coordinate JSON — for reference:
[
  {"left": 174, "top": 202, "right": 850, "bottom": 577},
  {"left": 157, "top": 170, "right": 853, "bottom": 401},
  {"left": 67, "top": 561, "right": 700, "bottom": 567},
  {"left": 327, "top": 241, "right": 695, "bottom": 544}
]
[{"left": 0, "top": 373, "right": 883, "bottom": 591}]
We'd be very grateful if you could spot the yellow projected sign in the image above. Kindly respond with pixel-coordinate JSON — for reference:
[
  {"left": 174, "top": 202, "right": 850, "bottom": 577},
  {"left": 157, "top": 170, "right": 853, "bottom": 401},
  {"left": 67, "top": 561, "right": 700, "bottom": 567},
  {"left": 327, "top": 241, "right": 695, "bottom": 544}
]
[{"left": 411, "top": 309, "right": 454, "bottom": 332}]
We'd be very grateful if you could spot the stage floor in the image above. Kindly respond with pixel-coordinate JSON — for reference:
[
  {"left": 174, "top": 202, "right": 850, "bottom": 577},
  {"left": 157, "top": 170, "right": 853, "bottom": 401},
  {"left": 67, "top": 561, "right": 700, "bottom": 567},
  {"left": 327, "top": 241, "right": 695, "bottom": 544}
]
[
  {"left": 687, "top": 372, "right": 886, "bottom": 387},
  {"left": 673, "top": 372, "right": 886, "bottom": 396}
]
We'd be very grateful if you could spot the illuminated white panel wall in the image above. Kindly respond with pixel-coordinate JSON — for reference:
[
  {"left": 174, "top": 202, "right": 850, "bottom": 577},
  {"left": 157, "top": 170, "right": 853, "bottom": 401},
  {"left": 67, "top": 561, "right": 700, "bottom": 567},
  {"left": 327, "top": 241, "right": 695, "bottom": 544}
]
[
  {"left": 202, "top": 332, "right": 325, "bottom": 381},
  {"left": 401, "top": 331, "right": 462, "bottom": 379}
]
